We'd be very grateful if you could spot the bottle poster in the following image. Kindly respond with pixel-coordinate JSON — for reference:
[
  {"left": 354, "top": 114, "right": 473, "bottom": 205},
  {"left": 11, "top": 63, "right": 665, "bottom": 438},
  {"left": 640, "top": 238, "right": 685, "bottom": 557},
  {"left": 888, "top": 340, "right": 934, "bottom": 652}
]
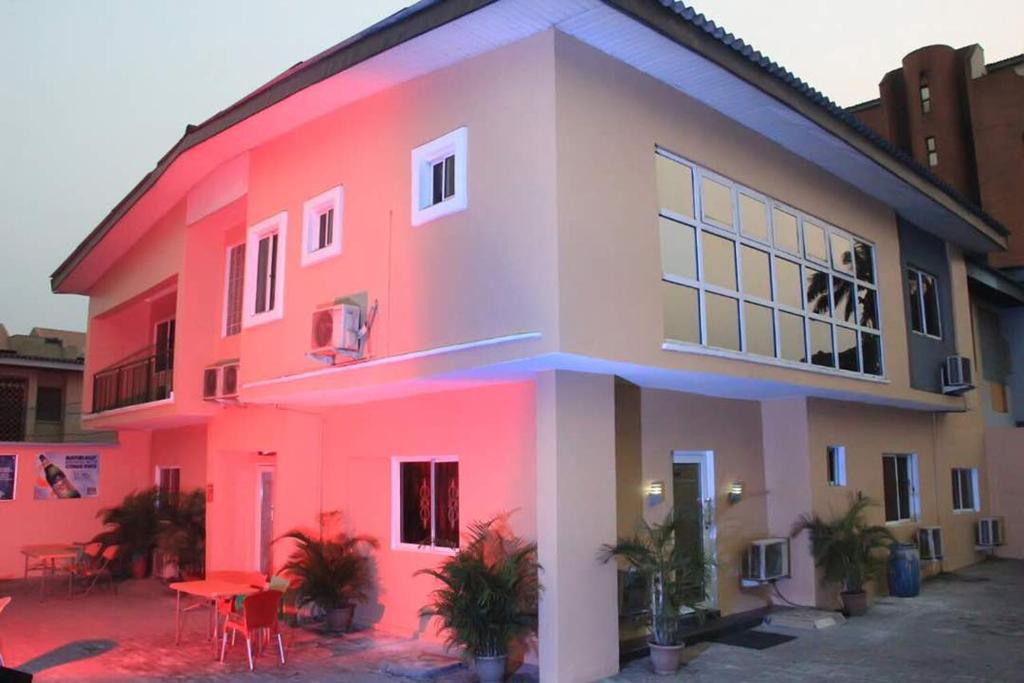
[
  {"left": 0, "top": 454, "right": 15, "bottom": 501},
  {"left": 34, "top": 453, "right": 100, "bottom": 500}
]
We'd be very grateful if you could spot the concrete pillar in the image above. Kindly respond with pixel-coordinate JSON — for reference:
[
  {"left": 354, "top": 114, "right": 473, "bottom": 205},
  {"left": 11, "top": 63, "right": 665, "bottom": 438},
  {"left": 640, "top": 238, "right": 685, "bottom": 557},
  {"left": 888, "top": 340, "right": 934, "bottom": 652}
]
[
  {"left": 761, "top": 397, "right": 818, "bottom": 607},
  {"left": 536, "top": 370, "right": 619, "bottom": 682}
]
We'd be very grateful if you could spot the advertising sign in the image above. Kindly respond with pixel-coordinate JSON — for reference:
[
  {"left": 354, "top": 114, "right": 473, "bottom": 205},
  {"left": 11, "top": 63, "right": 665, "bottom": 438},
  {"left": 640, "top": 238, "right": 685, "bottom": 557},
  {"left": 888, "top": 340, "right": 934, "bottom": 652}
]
[
  {"left": 0, "top": 454, "right": 15, "bottom": 501},
  {"left": 34, "top": 453, "right": 100, "bottom": 499}
]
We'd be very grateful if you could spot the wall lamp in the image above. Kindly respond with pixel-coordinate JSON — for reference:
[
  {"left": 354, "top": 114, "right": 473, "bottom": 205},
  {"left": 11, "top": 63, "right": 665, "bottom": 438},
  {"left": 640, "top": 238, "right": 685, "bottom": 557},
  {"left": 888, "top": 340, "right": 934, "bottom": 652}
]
[
  {"left": 728, "top": 481, "right": 744, "bottom": 504},
  {"left": 644, "top": 480, "right": 665, "bottom": 507}
]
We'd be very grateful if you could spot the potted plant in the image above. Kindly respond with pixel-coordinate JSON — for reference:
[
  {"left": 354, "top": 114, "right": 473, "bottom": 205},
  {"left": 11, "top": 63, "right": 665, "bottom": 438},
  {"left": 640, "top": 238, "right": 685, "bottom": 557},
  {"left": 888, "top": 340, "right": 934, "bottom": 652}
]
[
  {"left": 791, "top": 492, "right": 894, "bottom": 616},
  {"left": 280, "top": 528, "right": 378, "bottom": 632},
  {"left": 600, "top": 512, "right": 711, "bottom": 676},
  {"left": 92, "top": 487, "right": 161, "bottom": 578},
  {"left": 156, "top": 488, "right": 206, "bottom": 579},
  {"left": 417, "top": 516, "right": 541, "bottom": 683}
]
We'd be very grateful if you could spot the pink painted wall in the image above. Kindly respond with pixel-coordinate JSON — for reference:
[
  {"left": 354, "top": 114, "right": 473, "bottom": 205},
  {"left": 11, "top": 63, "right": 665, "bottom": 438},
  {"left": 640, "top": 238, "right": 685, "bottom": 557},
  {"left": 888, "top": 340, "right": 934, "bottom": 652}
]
[
  {"left": 0, "top": 432, "right": 151, "bottom": 579},
  {"left": 150, "top": 425, "right": 208, "bottom": 492}
]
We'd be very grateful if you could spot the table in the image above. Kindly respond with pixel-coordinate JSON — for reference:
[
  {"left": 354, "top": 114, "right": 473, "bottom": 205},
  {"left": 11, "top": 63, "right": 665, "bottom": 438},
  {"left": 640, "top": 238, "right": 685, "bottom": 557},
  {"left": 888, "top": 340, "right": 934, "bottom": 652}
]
[
  {"left": 21, "top": 544, "right": 80, "bottom": 598},
  {"left": 170, "top": 577, "right": 265, "bottom": 658}
]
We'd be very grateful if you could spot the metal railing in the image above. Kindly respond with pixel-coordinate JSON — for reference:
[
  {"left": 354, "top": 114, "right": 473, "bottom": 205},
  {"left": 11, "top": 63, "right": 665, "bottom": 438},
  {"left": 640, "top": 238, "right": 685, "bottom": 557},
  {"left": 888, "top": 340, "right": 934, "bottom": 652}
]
[{"left": 92, "top": 346, "right": 173, "bottom": 413}]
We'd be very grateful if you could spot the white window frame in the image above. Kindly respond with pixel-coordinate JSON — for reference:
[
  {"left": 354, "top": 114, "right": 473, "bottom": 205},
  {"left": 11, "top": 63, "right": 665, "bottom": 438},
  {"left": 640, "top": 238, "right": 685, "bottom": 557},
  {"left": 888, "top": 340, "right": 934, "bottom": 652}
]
[
  {"left": 925, "top": 136, "right": 938, "bottom": 167},
  {"left": 0, "top": 454, "right": 17, "bottom": 502},
  {"left": 154, "top": 465, "right": 181, "bottom": 509},
  {"left": 656, "top": 147, "right": 885, "bottom": 380},
  {"left": 222, "top": 241, "right": 245, "bottom": 337},
  {"left": 919, "top": 83, "right": 931, "bottom": 114},
  {"left": 391, "top": 455, "right": 459, "bottom": 554},
  {"left": 883, "top": 453, "right": 920, "bottom": 525},
  {"left": 301, "top": 186, "right": 344, "bottom": 266},
  {"left": 411, "top": 127, "right": 468, "bottom": 226},
  {"left": 827, "top": 445, "right": 847, "bottom": 487},
  {"left": 242, "top": 212, "right": 287, "bottom": 328},
  {"left": 907, "top": 266, "right": 942, "bottom": 339},
  {"left": 951, "top": 467, "right": 981, "bottom": 513}
]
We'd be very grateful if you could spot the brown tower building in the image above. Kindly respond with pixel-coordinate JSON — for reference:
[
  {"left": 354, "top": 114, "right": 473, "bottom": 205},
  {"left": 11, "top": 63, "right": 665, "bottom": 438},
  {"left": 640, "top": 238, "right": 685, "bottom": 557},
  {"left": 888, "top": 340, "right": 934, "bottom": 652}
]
[{"left": 850, "top": 45, "right": 1024, "bottom": 269}]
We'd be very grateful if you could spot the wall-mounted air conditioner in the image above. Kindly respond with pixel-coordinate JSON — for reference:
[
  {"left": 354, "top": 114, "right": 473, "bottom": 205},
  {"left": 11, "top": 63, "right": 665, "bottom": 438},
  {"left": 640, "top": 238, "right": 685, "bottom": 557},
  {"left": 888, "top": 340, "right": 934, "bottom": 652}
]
[
  {"left": 310, "top": 304, "right": 362, "bottom": 359},
  {"left": 941, "top": 355, "right": 973, "bottom": 395},
  {"left": 202, "top": 362, "right": 239, "bottom": 402},
  {"left": 744, "top": 537, "right": 790, "bottom": 583},
  {"left": 918, "top": 526, "right": 943, "bottom": 561},
  {"left": 976, "top": 517, "right": 1005, "bottom": 549}
]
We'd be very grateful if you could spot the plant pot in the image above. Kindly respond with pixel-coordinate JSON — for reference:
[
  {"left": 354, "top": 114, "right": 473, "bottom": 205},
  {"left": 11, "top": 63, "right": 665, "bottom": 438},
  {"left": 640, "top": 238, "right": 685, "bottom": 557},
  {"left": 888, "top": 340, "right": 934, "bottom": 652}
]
[
  {"left": 325, "top": 604, "right": 355, "bottom": 632},
  {"left": 130, "top": 554, "right": 148, "bottom": 579},
  {"left": 473, "top": 655, "right": 508, "bottom": 683},
  {"left": 648, "top": 641, "right": 684, "bottom": 675},
  {"left": 840, "top": 590, "right": 868, "bottom": 616}
]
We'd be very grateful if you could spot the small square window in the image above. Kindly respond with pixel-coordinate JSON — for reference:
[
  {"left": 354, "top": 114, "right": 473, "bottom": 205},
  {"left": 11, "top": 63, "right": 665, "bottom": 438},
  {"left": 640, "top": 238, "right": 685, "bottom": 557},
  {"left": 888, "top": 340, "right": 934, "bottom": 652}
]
[
  {"left": 393, "top": 457, "right": 459, "bottom": 551},
  {"left": 951, "top": 467, "right": 979, "bottom": 512},
  {"left": 920, "top": 84, "right": 931, "bottom": 114},
  {"left": 412, "top": 127, "right": 468, "bottom": 226},
  {"left": 907, "top": 267, "right": 941, "bottom": 338},
  {"left": 301, "top": 187, "right": 344, "bottom": 266},
  {"left": 243, "top": 212, "right": 287, "bottom": 327},
  {"left": 827, "top": 446, "right": 846, "bottom": 486},
  {"left": 925, "top": 137, "right": 938, "bottom": 166}
]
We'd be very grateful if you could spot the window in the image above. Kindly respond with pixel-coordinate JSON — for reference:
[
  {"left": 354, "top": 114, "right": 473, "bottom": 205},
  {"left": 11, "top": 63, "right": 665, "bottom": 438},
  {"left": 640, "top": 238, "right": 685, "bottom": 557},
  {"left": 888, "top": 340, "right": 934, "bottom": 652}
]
[
  {"left": 301, "top": 186, "right": 343, "bottom": 266},
  {"left": 411, "top": 127, "right": 468, "bottom": 226},
  {"left": 35, "top": 387, "right": 63, "bottom": 423},
  {"left": 882, "top": 454, "right": 919, "bottom": 523},
  {"left": 925, "top": 136, "right": 938, "bottom": 167},
  {"left": 156, "top": 466, "right": 181, "bottom": 508},
  {"left": 951, "top": 467, "right": 979, "bottom": 512},
  {"left": 243, "top": 213, "right": 287, "bottom": 327},
  {"left": 656, "top": 147, "right": 883, "bottom": 377},
  {"left": 907, "top": 267, "right": 942, "bottom": 338},
  {"left": 827, "top": 446, "right": 847, "bottom": 486},
  {"left": 223, "top": 243, "right": 245, "bottom": 336},
  {"left": 393, "top": 457, "right": 459, "bottom": 551},
  {"left": 0, "top": 377, "right": 27, "bottom": 441},
  {"left": 920, "top": 82, "right": 931, "bottom": 114}
]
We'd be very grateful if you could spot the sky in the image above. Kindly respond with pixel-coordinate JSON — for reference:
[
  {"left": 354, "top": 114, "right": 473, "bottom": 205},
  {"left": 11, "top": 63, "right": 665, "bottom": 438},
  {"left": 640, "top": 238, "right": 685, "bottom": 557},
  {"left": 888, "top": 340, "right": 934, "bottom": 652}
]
[{"left": 1, "top": 0, "right": 1021, "bottom": 335}]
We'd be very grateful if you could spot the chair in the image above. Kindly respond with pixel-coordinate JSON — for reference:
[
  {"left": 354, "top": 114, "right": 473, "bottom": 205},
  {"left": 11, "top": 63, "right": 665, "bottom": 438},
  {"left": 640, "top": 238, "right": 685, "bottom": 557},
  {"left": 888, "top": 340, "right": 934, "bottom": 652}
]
[
  {"left": 0, "top": 595, "right": 11, "bottom": 667},
  {"left": 69, "top": 544, "right": 118, "bottom": 596},
  {"left": 220, "top": 590, "right": 284, "bottom": 671}
]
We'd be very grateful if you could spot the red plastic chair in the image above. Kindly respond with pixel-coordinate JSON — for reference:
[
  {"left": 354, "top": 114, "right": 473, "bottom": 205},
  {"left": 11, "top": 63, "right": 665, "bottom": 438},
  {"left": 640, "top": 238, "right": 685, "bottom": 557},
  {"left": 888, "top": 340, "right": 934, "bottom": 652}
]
[
  {"left": 0, "top": 595, "right": 11, "bottom": 667},
  {"left": 69, "top": 544, "right": 118, "bottom": 596},
  {"left": 219, "top": 590, "right": 284, "bottom": 671}
]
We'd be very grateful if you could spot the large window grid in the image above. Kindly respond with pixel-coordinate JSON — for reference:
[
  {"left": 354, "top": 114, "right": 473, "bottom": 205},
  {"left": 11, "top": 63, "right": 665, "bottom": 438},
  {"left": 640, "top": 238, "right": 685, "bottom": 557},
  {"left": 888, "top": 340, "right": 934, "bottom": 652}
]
[{"left": 657, "top": 148, "right": 884, "bottom": 378}]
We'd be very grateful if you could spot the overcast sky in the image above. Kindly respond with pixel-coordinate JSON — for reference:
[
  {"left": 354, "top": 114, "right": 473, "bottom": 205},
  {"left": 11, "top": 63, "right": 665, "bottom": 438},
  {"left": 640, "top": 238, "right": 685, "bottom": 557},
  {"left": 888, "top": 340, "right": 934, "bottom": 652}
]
[{"left": 1, "top": 0, "right": 1021, "bottom": 335}]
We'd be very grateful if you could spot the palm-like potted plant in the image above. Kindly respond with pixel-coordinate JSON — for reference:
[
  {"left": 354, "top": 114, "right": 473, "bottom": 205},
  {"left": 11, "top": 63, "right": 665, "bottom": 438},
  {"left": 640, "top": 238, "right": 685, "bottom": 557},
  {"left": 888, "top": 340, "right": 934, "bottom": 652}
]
[
  {"left": 92, "top": 487, "right": 161, "bottom": 578},
  {"left": 417, "top": 516, "right": 541, "bottom": 683},
  {"left": 600, "top": 511, "right": 710, "bottom": 676},
  {"left": 156, "top": 488, "right": 206, "bottom": 579},
  {"left": 279, "top": 528, "right": 379, "bottom": 632},
  {"left": 791, "top": 493, "right": 894, "bottom": 616}
]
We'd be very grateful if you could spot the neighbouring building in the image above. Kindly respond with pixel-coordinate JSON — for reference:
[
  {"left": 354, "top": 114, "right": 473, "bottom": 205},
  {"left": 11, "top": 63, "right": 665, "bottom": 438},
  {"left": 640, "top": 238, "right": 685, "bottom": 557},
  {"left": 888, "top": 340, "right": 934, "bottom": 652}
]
[
  {"left": 848, "top": 43, "right": 1024, "bottom": 559},
  {"left": 46, "top": 2, "right": 1014, "bottom": 680}
]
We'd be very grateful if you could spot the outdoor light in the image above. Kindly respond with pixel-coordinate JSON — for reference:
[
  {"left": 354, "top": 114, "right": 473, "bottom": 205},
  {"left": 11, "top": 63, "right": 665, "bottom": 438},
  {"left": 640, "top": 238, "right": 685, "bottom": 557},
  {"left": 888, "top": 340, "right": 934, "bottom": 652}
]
[
  {"left": 729, "top": 480, "right": 744, "bottom": 504},
  {"left": 644, "top": 480, "right": 665, "bottom": 506}
]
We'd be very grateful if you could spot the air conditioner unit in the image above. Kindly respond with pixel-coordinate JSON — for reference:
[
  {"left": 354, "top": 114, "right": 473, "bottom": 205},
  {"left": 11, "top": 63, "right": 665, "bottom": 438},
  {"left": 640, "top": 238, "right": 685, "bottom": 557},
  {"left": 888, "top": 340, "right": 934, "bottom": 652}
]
[
  {"left": 202, "top": 362, "right": 240, "bottom": 401},
  {"left": 744, "top": 537, "right": 790, "bottom": 583},
  {"left": 918, "top": 526, "right": 943, "bottom": 561},
  {"left": 941, "top": 355, "right": 973, "bottom": 395},
  {"left": 310, "top": 304, "right": 362, "bottom": 358},
  {"left": 976, "top": 517, "right": 1005, "bottom": 549}
]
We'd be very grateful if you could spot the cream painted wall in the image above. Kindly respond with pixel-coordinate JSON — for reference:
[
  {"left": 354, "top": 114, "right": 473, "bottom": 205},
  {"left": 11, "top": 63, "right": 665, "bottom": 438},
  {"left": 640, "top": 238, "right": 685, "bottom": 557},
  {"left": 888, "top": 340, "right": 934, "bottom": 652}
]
[
  {"left": 985, "top": 427, "right": 1024, "bottom": 559},
  {"left": 639, "top": 388, "right": 771, "bottom": 616}
]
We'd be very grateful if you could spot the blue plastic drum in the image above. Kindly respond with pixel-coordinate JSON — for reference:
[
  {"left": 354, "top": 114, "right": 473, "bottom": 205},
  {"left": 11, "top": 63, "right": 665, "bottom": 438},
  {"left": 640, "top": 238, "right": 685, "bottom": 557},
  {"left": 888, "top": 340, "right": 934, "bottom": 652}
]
[{"left": 887, "top": 543, "right": 921, "bottom": 597}]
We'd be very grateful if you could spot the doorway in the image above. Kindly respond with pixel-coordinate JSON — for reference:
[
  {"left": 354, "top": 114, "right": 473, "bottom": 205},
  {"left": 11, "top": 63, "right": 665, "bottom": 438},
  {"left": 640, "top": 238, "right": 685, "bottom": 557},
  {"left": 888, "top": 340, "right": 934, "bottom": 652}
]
[
  {"left": 256, "top": 466, "right": 274, "bottom": 574},
  {"left": 671, "top": 450, "right": 718, "bottom": 609}
]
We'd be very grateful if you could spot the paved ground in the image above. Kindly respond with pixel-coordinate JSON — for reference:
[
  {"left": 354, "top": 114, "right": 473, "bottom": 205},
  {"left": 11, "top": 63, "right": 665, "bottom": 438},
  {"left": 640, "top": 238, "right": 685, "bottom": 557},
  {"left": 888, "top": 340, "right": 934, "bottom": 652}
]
[{"left": 1, "top": 559, "right": 1021, "bottom": 681}]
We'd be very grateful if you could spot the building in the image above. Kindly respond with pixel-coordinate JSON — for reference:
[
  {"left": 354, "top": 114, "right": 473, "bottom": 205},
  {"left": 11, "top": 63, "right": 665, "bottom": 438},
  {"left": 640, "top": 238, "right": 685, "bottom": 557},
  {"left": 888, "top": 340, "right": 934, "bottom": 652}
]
[
  {"left": 47, "top": 2, "right": 1010, "bottom": 680},
  {"left": 848, "top": 43, "right": 1024, "bottom": 559}
]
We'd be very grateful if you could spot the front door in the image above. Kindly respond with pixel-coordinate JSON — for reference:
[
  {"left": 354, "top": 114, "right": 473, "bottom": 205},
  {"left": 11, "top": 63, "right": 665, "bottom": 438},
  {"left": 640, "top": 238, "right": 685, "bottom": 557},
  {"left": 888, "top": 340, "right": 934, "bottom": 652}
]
[
  {"left": 672, "top": 451, "right": 717, "bottom": 610},
  {"left": 257, "top": 467, "right": 274, "bottom": 574}
]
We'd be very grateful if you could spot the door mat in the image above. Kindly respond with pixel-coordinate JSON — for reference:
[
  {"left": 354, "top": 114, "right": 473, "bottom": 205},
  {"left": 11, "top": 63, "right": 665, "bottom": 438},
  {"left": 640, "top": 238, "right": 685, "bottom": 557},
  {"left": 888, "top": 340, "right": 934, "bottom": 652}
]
[{"left": 712, "top": 629, "right": 796, "bottom": 650}]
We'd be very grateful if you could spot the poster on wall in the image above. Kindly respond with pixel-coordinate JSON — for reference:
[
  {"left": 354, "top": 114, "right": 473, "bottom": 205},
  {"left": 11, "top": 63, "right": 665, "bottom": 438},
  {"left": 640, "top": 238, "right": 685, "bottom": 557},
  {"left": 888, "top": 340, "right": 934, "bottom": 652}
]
[
  {"left": 34, "top": 453, "right": 100, "bottom": 499},
  {"left": 0, "top": 454, "right": 15, "bottom": 501}
]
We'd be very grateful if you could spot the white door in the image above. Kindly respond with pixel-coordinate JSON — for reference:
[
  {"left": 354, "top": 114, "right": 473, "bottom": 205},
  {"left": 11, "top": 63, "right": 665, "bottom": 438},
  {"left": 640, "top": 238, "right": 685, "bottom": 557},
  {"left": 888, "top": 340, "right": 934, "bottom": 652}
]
[
  {"left": 672, "top": 450, "right": 718, "bottom": 610},
  {"left": 256, "top": 467, "right": 274, "bottom": 574}
]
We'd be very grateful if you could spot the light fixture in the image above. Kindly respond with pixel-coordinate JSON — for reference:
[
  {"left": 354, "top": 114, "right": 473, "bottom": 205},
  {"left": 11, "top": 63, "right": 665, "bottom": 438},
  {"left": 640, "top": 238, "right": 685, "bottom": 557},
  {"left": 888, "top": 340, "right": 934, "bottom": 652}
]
[
  {"left": 728, "top": 481, "right": 744, "bottom": 504},
  {"left": 644, "top": 480, "right": 665, "bottom": 506}
]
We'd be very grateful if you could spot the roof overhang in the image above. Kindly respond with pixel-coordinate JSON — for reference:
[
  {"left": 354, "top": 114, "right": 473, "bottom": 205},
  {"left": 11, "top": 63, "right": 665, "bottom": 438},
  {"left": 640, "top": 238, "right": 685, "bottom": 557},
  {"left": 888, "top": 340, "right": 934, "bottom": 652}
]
[
  {"left": 0, "top": 356, "right": 84, "bottom": 372},
  {"left": 966, "top": 260, "right": 1024, "bottom": 307},
  {"left": 52, "top": 0, "right": 1007, "bottom": 293}
]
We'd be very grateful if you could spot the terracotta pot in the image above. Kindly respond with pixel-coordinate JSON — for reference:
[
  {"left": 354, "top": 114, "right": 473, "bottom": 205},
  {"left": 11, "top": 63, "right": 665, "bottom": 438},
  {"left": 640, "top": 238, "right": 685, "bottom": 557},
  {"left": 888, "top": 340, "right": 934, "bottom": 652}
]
[
  {"left": 648, "top": 641, "right": 684, "bottom": 675},
  {"left": 325, "top": 604, "right": 355, "bottom": 632},
  {"left": 841, "top": 590, "right": 868, "bottom": 616},
  {"left": 473, "top": 655, "right": 508, "bottom": 683}
]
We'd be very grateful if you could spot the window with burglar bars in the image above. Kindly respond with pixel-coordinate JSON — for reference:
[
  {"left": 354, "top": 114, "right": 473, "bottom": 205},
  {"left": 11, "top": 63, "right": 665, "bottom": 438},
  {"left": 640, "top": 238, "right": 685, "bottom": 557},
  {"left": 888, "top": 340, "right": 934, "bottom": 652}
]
[
  {"left": 0, "top": 377, "right": 28, "bottom": 441},
  {"left": 224, "top": 243, "right": 245, "bottom": 336},
  {"left": 393, "top": 457, "right": 459, "bottom": 551}
]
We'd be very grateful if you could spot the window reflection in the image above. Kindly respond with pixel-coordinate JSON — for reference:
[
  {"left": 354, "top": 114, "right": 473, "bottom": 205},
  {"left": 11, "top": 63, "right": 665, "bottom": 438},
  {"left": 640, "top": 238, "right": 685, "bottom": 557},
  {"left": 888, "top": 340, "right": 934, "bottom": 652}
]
[
  {"left": 656, "top": 154, "right": 694, "bottom": 218},
  {"left": 832, "top": 276, "right": 855, "bottom": 323},
  {"left": 776, "top": 257, "right": 803, "bottom": 309},
  {"left": 706, "top": 293, "right": 740, "bottom": 351},
  {"left": 858, "top": 287, "right": 878, "bottom": 329},
  {"left": 702, "top": 232, "right": 737, "bottom": 290},
  {"left": 773, "top": 208, "right": 800, "bottom": 254},
  {"left": 659, "top": 217, "right": 697, "bottom": 280},
  {"left": 855, "top": 242, "right": 875, "bottom": 283},
  {"left": 739, "top": 194, "right": 769, "bottom": 242},
  {"left": 779, "top": 311, "right": 806, "bottom": 362},
  {"left": 701, "top": 176, "right": 734, "bottom": 227},
  {"left": 837, "top": 326, "right": 859, "bottom": 372},
  {"left": 810, "top": 320, "right": 834, "bottom": 367},
  {"left": 806, "top": 267, "right": 831, "bottom": 316},
  {"left": 861, "top": 332, "right": 882, "bottom": 375},
  {"left": 804, "top": 222, "right": 828, "bottom": 262},
  {"left": 744, "top": 302, "right": 775, "bottom": 357},
  {"left": 663, "top": 282, "right": 700, "bottom": 344},
  {"left": 831, "top": 234, "right": 853, "bottom": 273},
  {"left": 741, "top": 245, "right": 772, "bottom": 300}
]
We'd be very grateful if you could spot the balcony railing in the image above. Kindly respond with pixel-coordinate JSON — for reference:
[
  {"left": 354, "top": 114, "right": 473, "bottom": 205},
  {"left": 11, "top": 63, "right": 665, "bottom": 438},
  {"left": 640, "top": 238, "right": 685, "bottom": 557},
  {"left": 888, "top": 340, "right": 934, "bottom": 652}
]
[{"left": 92, "top": 346, "right": 174, "bottom": 413}]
